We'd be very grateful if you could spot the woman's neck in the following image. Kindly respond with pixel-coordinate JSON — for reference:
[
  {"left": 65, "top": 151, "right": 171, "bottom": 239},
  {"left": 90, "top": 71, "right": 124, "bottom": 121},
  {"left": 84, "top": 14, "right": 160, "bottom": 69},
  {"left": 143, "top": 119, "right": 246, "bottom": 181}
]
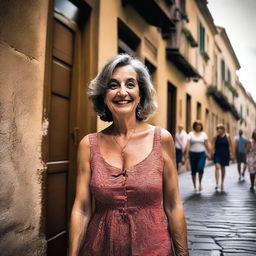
[{"left": 112, "top": 115, "right": 138, "bottom": 136}]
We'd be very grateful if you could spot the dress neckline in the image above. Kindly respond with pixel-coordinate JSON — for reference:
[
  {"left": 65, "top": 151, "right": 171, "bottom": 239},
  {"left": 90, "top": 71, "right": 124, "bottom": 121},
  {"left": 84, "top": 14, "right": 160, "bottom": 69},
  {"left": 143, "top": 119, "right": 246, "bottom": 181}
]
[{"left": 96, "top": 126, "right": 158, "bottom": 170}]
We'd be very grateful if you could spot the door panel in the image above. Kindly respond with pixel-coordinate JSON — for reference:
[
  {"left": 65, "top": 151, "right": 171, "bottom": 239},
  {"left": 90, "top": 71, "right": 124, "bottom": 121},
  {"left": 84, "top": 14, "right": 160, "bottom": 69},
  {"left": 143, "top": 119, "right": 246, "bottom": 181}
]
[
  {"left": 46, "top": 172, "right": 67, "bottom": 237},
  {"left": 53, "top": 20, "right": 74, "bottom": 65},
  {"left": 49, "top": 95, "right": 70, "bottom": 161},
  {"left": 52, "top": 60, "right": 71, "bottom": 98}
]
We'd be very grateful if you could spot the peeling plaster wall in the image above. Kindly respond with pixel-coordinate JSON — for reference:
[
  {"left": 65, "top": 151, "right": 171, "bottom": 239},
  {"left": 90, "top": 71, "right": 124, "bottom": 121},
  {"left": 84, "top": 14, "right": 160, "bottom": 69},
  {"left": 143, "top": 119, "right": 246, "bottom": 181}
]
[{"left": 0, "top": 0, "right": 48, "bottom": 255}]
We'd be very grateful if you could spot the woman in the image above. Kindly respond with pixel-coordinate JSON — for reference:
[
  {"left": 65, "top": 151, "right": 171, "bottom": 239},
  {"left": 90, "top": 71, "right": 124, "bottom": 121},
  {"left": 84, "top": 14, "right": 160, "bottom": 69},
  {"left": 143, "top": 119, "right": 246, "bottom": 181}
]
[
  {"left": 247, "top": 130, "right": 256, "bottom": 192},
  {"left": 212, "top": 124, "right": 234, "bottom": 191},
  {"left": 185, "top": 120, "right": 211, "bottom": 192},
  {"left": 175, "top": 124, "right": 188, "bottom": 173},
  {"left": 69, "top": 54, "right": 188, "bottom": 256}
]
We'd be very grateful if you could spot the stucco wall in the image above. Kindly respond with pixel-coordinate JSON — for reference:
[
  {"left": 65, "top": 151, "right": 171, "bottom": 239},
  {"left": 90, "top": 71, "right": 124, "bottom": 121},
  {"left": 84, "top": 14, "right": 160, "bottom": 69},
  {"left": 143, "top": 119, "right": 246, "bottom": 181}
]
[{"left": 0, "top": 0, "right": 48, "bottom": 255}]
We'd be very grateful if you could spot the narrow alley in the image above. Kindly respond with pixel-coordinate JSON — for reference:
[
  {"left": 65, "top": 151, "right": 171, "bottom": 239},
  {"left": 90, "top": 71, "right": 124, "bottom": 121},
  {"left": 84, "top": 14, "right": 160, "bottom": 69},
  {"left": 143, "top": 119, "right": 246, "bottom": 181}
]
[{"left": 179, "top": 164, "right": 256, "bottom": 256}]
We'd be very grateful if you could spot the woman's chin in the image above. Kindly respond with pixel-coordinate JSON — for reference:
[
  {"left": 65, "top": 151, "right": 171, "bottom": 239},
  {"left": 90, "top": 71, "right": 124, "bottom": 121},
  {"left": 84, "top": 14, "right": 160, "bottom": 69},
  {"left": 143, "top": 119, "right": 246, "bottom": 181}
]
[{"left": 111, "top": 108, "right": 136, "bottom": 117}]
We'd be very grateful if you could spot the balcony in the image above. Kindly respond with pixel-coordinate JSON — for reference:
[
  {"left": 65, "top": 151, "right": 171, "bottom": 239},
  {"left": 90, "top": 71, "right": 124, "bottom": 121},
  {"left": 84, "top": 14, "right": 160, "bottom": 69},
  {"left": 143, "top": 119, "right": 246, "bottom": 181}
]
[
  {"left": 122, "top": 0, "right": 175, "bottom": 38},
  {"left": 207, "top": 86, "right": 240, "bottom": 120},
  {"left": 166, "top": 28, "right": 201, "bottom": 79},
  {"left": 224, "top": 81, "right": 239, "bottom": 97}
]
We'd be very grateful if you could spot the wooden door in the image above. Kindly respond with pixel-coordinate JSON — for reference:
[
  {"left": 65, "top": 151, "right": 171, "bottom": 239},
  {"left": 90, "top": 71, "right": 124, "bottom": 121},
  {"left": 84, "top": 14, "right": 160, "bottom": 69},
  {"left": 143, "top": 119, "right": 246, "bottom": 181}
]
[
  {"left": 43, "top": 0, "right": 97, "bottom": 254},
  {"left": 46, "top": 17, "right": 75, "bottom": 255},
  {"left": 167, "top": 83, "right": 177, "bottom": 137}
]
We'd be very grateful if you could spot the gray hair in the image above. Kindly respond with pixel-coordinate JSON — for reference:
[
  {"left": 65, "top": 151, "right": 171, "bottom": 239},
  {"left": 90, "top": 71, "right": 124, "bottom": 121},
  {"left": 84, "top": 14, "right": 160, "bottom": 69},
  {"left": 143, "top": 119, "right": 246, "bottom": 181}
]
[{"left": 88, "top": 54, "right": 157, "bottom": 122}]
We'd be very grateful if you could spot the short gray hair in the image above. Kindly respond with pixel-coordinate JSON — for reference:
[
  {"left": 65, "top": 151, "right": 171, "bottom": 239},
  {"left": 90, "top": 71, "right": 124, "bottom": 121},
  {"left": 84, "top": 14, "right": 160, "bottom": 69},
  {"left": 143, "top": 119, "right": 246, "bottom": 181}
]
[{"left": 88, "top": 54, "right": 157, "bottom": 122}]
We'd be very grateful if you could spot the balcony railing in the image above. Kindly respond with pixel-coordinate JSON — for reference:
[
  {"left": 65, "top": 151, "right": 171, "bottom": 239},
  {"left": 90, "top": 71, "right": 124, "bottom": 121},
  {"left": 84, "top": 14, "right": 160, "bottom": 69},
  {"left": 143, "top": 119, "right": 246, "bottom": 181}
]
[{"left": 166, "top": 28, "right": 201, "bottom": 79}]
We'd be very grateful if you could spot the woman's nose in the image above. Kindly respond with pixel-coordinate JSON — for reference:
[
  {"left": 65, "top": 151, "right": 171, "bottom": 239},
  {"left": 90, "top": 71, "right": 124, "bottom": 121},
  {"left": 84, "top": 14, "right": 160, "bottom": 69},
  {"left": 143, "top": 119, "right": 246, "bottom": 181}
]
[{"left": 117, "top": 84, "right": 128, "bottom": 96}]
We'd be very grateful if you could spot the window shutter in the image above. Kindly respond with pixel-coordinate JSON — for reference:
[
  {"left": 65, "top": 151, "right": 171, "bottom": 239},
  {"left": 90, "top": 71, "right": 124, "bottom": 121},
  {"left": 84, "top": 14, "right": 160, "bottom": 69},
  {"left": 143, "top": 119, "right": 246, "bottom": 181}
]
[
  {"left": 221, "top": 59, "right": 225, "bottom": 81},
  {"left": 199, "top": 23, "right": 205, "bottom": 52}
]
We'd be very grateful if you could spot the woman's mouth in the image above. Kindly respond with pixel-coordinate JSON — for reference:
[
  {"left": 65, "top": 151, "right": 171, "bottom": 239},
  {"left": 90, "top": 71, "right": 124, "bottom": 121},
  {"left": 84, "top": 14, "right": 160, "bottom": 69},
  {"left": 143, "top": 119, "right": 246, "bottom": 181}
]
[{"left": 113, "top": 100, "right": 133, "bottom": 104}]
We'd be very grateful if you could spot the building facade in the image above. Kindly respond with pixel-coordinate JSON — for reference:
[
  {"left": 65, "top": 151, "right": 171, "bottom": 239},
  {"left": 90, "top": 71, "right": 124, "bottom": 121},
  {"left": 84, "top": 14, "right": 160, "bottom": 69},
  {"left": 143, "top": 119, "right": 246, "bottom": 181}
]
[{"left": 1, "top": 0, "right": 256, "bottom": 255}]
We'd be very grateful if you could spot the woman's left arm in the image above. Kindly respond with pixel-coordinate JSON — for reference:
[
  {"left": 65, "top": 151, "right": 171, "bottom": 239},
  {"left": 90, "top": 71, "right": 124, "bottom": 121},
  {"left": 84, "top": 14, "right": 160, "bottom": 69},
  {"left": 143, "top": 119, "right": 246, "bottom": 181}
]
[{"left": 161, "top": 129, "right": 189, "bottom": 256}]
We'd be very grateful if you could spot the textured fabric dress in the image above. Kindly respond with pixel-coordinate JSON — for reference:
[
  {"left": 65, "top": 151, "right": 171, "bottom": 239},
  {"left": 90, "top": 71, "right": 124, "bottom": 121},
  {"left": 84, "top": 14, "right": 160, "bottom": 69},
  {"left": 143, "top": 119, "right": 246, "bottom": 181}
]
[
  {"left": 247, "top": 140, "right": 256, "bottom": 174},
  {"left": 79, "top": 127, "right": 174, "bottom": 256},
  {"left": 213, "top": 135, "right": 230, "bottom": 166}
]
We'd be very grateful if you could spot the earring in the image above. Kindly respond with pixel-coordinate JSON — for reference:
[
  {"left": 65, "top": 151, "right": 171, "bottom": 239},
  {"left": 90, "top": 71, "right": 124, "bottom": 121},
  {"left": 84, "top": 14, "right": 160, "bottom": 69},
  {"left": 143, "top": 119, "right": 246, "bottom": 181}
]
[{"left": 137, "top": 103, "right": 142, "bottom": 118}]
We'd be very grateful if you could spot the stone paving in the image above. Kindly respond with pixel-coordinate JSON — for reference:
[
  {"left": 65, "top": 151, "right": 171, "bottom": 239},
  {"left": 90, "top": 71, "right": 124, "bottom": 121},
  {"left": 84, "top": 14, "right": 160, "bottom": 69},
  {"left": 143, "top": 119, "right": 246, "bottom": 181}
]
[{"left": 178, "top": 163, "right": 256, "bottom": 256}]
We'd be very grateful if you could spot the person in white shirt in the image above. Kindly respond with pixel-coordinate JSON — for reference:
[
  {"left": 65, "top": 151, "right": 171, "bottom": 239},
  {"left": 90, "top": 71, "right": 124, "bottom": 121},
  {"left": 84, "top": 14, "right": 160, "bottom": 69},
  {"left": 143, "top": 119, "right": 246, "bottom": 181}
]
[
  {"left": 185, "top": 120, "right": 211, "bottom": 192},
  {"left": 175, "top": 124, "right": 187, "bottom": 172}
]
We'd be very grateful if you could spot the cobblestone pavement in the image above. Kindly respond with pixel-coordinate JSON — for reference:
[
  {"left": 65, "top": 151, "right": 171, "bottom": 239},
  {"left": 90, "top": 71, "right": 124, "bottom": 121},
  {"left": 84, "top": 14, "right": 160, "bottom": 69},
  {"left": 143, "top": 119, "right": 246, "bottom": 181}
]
[{"left": 178, "top": 163, "right": 256, "bottom": 256}]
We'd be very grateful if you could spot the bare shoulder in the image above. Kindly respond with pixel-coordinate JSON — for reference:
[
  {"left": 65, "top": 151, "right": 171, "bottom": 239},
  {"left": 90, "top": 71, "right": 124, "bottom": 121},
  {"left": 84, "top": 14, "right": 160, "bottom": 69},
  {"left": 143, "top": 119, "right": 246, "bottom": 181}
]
[
  {"left": 79, "top": 134, "right": 90, "bottom": 149},
  {"left": 159, "top": 128, "right": 176, "bottom": 166},
  {"left": 78, "top": 134, "right": 93, "bottom": 160},
  {"left": 160, "top": 128, "right": 174, "bottom": 143}
]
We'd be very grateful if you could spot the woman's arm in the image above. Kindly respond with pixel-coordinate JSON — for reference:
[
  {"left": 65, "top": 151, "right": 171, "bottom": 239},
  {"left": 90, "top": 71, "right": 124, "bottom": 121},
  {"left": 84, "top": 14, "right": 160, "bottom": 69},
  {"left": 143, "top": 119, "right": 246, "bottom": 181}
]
[
  {"left": 184, "top": 136, "right": 190, "bottom": 159},
  {"left": 211, "top": 136, "right": 216, "bottom": 155},
  {"left": 69, "top": 135, "right": 92, "bottom": 256},
  {"left": 161, "top": 129, "right": 189, "bottom": 256},
  {"left": 204, "top": 139, "right": 212, "bottom": 159},
  {"left": 227, "top": 134, "right": 234, "bottom": 160}
]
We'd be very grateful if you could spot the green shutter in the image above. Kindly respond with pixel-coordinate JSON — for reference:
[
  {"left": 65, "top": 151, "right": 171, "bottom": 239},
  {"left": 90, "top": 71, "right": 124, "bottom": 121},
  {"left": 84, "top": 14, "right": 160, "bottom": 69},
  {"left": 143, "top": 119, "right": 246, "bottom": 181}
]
[
  {"left": 199, "top": 22, "right": 205, "bottom": 52},
  {"left": 227, "top": 69, "right": 231, "bottom": 83},
  {"left": 221, "top": 59, "right": 225, "bottom": 81}
]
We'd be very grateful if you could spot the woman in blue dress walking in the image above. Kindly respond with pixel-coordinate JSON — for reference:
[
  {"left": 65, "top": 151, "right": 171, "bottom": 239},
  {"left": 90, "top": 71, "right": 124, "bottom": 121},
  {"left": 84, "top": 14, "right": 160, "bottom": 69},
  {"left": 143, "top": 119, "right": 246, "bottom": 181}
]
[{"left": 212, "top": 124, "right": 234, "bottom": 191}]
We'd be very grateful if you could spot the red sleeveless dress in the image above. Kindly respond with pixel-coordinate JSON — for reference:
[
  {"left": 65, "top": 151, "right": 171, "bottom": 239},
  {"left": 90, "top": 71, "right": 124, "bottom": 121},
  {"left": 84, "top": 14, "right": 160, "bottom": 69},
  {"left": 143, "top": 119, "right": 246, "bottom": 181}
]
[{"left": 80, "top": 127, "right": 174, "bottom": 256}]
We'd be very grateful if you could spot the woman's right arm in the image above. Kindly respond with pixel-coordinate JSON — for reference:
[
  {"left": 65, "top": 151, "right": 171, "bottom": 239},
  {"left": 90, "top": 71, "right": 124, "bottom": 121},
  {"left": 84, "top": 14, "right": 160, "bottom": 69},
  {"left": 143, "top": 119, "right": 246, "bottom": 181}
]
[
  {"left": 184, "top": 133, "right": 191, "bottom": 158},
  {"left": 69, "top": 135, "right": 92, "bottom": 256}
]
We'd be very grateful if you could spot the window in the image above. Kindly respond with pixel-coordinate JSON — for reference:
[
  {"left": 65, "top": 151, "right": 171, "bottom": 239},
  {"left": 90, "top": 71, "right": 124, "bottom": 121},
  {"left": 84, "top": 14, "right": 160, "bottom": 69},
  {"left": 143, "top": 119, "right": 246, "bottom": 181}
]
[
  {"left": 221, "top": 59, "right": 225, "bottom": 81},
  {"left": 214, "top": 54, "right": 218, "bottom": 86},
  {"left": 118, "top": 19, "right": 140, "bottom": 56},
  {"left": 186, "top": 94, "right": 191, "bottom": 132},
  {"left": 196, "top": 102, "right": 202, "bottom": 120},
  {"left": 227, "top": 68, "right": 231, "bottom": 83},
  {"left": 144, "top": 59, "right": 156, "bottom": 75},
  {"left": 199, "top": 22, "right": 205, "bottom": 52}
]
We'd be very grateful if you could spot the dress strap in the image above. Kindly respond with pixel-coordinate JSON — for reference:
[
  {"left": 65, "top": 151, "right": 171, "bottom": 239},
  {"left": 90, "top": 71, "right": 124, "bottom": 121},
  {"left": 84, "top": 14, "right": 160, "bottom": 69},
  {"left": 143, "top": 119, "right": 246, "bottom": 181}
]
[
  {"left": 88, "top": 133, "right": 101, "bottom": 161},
  {"left": 153, "top": 126, "right": 162, "bottom": 149}
]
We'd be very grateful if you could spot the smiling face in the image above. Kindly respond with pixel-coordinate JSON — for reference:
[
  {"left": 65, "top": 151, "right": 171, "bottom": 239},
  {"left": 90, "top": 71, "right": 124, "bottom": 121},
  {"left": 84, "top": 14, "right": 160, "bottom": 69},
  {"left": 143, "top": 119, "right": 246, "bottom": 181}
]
[{"left": 104, "top": 65, "right": 141, "bottom": 120}]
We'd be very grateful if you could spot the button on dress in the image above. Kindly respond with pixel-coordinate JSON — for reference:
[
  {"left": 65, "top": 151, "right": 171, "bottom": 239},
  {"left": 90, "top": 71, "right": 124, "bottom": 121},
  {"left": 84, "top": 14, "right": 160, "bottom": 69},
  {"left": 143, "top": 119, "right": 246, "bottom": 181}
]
[{"left": 79, "top": 127, "right": 174, "bottom": 256}]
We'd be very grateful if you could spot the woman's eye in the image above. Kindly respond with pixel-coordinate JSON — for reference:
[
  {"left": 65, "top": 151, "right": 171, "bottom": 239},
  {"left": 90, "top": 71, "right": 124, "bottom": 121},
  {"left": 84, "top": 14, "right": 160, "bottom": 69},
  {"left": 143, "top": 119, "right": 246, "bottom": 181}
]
[
  {"left": 108, "top": 83, "right": 118, "bottom": 89},
  {"left": 126, "top": 83, "right": 135, "bottom": 88}
]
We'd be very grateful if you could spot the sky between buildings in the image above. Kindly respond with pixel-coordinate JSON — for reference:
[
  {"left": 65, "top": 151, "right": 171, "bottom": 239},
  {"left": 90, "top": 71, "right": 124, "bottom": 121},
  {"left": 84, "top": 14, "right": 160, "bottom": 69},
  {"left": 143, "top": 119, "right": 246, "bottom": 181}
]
[{"left": 207, "top": 0, "right": 256, "bottom": 101}]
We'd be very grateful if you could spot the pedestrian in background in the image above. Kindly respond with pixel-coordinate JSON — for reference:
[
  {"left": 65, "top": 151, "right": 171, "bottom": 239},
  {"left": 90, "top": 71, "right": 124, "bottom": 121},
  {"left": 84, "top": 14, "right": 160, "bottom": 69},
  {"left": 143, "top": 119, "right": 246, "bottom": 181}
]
[
  {"left": 247, "top": 130, "right": 256, "bottom": 192},
  {"left": 212, "top": 124, "right": 234, "bottom": 191},
  {"left": 235, "top": 129, "right": 248, "bottom": 180},
  {"left": 175, "top": 124, "right": 187, "bottom": 173},
  {"left": 185, "top": 120, "right": 211, "bottom": 192}
]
